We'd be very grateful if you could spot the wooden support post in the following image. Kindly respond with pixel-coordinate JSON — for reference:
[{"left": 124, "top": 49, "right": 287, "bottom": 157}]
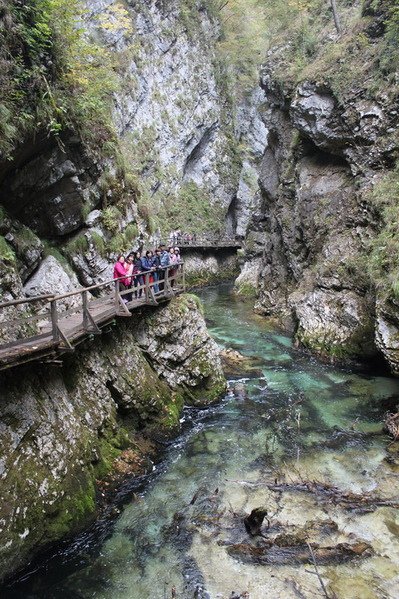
[
  {"left": 145, "top": 272, "right": 150, "bottom": 303},
  {"left": 115, "top": 280, "right": 120, "bottom": 313},
  {"left": 82, "top": 291, "right": 89, "bottom": 331},
  {"left": 50, "top": 300, "right": 59, "bottom": 343},
  {"left": 165, "top": 267, "right": 170, "bottom": 296},
  {"left": 181, "top": 262, "right": 186, "bottom": 291},
  {"left": 82, "top": 290, "right": 101, "bottom": 334}
]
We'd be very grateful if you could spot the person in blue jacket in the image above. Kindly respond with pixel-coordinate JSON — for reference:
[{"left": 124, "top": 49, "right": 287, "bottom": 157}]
[
  {"left": 142, "top": 250, "right": 159, "bottom": 294},
  {"left": 158, "top": 245, "right": 170, "bottom": 292}
]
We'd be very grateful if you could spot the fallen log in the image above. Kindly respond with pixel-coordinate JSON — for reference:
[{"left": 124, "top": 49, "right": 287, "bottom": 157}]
[
  {"left": 226, "top": 540, "right": 372, "bottom": 566},
  {"left": 266, "top": 480, "right": 399, "bottom": 512}
]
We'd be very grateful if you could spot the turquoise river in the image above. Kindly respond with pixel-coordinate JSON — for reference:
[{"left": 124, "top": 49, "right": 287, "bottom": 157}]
[{"left": 3, "top": 285, "right": 399, "bottom": 598}]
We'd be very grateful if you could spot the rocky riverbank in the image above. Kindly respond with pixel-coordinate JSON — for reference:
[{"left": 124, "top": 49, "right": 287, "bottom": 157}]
[{"left": 0, "top": 294, "right": 226, "bottom": 581}]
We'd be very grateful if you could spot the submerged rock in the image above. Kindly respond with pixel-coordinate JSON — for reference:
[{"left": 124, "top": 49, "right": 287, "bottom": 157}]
[{"left": 220, "top": 348, "right": 262, "bottom": 377}]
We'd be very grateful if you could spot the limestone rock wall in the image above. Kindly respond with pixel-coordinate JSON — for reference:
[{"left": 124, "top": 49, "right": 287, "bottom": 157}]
[
  {"left": 0, "top": 294, "right": 225, "bottom": 581},
  {"left": 182, "top": 249, "right": 239, "bottom": 288},
  {"left": 236, "top": 67, "right": 398, "bottom": 365},
  {"left": 0, "top": 0, "right": 245, "bottom": 293}
]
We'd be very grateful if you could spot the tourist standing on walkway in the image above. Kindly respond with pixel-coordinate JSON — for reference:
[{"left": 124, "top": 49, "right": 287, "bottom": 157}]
[
  {"left": 153, "top": 249, "right": 161, "bottom": 293},
  {"left": 124, "top": 253, "right": 135, "bottom": 302},
  {"left": 142, "top": 250, "right": 156, "bottom": 292},
  {"left": 133, "top": 251, "right": 144, "bottom": 298},
  {"left": 159, "top": 245, "right": 170, "bottom": 291},
  {"left": 113, "top": 254, "right": 130, "bottom": 303},
  {"left": 151, "top": 249, "right": 161, "bottom": 293},
  {"left": 169, "top": 246, "right": 178, "bottom": 288}
]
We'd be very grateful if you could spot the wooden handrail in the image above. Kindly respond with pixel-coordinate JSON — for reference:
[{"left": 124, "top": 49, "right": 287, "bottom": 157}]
[
  {"left": 0, "top": 262, "right": 187, "bottom": 370},
  {"left": 159, "top": 235, "right": 240, "bottom": 247},
  {"left": 0, "top": 294, "right": 55, "bottom": 309},
  {"left": 0, "top": 264, "right": 184, "bottom": 311},
  {"left": 51, "top": 263, "right": 183, "bottom": 302}
]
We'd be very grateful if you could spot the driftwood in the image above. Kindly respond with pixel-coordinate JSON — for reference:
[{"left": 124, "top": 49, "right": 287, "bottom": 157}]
[
  {"left": 306, "top": 542, "right": 337, "bottom": 599},
  {"left": 226, "top": 540, "right": 372, "bottom": 566},
  {"left": 384, "top": 411, "right": 399, "bottom": 440},
  {"left": 267, "top": 480, "right": 399, "bottom": 513}
]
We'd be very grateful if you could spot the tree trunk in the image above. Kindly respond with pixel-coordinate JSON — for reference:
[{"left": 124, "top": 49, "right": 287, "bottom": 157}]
[{"left": 330, "top": 0, "right": 341, "bottom": 34}]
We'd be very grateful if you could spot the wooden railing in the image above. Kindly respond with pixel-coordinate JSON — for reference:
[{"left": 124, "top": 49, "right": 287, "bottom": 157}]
[
  {"left": 0, "top": 263, "right": 185, "bottom": 370},
  {"left": 158, "top": 235, "right": 241, "bottom": 248}
]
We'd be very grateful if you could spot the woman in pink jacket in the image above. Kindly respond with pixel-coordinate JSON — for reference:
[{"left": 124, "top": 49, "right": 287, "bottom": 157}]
[{"left": 113, "top": 254, "right": 130, "bottom": 303}]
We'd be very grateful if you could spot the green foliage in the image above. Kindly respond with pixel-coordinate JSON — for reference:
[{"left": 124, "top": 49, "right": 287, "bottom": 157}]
[
  {"left": 102, "top": 206, "right": 123, "bottom": 235},
  {"left": 64, "top": 233, "right": 89, "bottom": 257},
  {"left": 0, "top": 0, "right": 133, "bottom": 159},
  {"left": 216, "top": 0, "right": 270, "bottom": 96},
  {"left": 106, "top": 222, "right": 138, "bottom": 255},
  {"left": 90, "top": 231, "right": 106, "bottom": 255},
  {"left": 124, "top": 223, "right": 139, "bottom": 243},
  {"left": 242, "top": 0, "right": 399, "bottom": 101},
  {"left": 158, "top": 181, "right": 224, "bottom": 236},
  {"left": 367, "top": 162, "right": 399, "bottom": 299},
  {"left": 0, "top": 205, "right": 7, "bottom": 222},
  {"left": 379, "top": 0, "right": 399, "bottom": 75}
]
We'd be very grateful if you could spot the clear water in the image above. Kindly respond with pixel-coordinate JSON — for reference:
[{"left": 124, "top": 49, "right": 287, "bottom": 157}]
[{"left": 4, "top": 285, "right": 399, "bottom": 599}]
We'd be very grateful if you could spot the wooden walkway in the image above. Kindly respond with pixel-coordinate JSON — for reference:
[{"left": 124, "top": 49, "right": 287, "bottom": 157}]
[
  {"left": 0, "top": 264, "right": 185, "bottom": 372},
  {"left": 159, "top": 235, "right": 242, "bottom": 250}
]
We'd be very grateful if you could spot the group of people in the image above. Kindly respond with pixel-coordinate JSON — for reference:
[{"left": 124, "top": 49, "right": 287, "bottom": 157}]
[
  {"left": 168, "top": 230, "right": 197, "bottom": 245},
  {"left": 113, "top": 245, "right": 181, "bottom": 302}
]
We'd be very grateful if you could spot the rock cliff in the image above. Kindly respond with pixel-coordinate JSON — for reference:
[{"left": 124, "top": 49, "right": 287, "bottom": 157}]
[
  {"left": 0, "top": 0, "right": 242, "bottom": 294},
  {"left": 0, "top": 294, "right": 225, "bottom": 580},
  {"left": 235, "top": 2, "right": 399, "bottom": 369}
]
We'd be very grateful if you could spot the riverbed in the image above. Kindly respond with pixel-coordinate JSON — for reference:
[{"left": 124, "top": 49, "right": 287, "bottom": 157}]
[{"left": 4, "top": 285, "right": 399, "bottom": 598}]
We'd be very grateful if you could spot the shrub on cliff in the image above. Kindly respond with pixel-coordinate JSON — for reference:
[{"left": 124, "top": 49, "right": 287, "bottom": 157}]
[
  {"left": 0, "top": 0, "right": 131, "bottom": 160},
  {"left": 368, "top": 162, "right": 399, "bottom": 300}
]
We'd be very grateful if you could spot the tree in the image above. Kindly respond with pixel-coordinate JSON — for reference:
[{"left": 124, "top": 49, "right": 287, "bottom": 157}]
[{"left": 329, "top": 0, "right": 342, "bottom": 34}]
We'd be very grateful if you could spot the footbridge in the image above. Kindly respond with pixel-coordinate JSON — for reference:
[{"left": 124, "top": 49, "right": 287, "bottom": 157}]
[
  {"left": 0, "top": 264, "right": 185, "bottom": 372},
  {"left": 159, "top": 235, "right": 242, "bottom": 251}
]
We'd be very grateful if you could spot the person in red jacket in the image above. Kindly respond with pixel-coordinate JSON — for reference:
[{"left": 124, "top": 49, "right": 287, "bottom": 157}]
[{"left": 113, "top": 254, "right": 130, "bottom": 303}]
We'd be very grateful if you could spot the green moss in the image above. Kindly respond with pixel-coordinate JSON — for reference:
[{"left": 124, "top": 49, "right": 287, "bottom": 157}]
[
  {"left": 94, "top": 434, "right": 125, "bottom": 480},
  {"left": 15, "top": 226, "right": 39, "bottom": 246},
  {"left": 42, "top": 242, "right": 72, "bottom": 272},
  {"left": 0, "top": 236, "right": 16, "bottom": 263},
  {"left": 234, "top": 282, "right": 257, "bottom": 299},
  {"left": 155, "top": 391, "right": 184, "bottom": 433},
  {"left": 367, "top": 161, "right": 399, "bottom": 301},
  {"left": 45, "top": 479, "right": 96, "bottom": 539},
  {"left": 296, "top": 321, "right": 375, "bottom": 361}
]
